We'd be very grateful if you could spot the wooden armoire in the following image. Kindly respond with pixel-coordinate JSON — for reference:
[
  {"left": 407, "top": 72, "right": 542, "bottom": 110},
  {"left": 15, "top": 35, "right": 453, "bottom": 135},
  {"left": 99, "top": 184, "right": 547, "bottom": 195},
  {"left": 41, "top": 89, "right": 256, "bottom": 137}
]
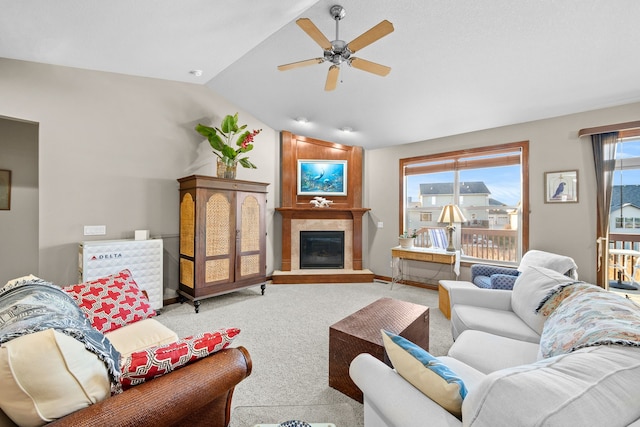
[{"left": 177, "top": 175, "right": 268, "bottom": 312}]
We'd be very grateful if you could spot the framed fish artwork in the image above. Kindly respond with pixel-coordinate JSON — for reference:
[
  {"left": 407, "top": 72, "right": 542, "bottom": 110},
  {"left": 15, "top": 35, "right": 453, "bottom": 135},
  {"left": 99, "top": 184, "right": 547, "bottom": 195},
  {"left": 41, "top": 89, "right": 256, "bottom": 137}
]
[{"left": 297, "top": 160, "right": 347, "bottom": 196}]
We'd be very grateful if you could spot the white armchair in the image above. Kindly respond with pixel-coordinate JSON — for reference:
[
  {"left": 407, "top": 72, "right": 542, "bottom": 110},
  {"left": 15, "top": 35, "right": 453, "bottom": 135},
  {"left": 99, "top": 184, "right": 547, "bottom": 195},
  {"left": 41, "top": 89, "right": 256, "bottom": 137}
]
[{"left": 448, "top": 282, "right": 540, "bottom": 343}]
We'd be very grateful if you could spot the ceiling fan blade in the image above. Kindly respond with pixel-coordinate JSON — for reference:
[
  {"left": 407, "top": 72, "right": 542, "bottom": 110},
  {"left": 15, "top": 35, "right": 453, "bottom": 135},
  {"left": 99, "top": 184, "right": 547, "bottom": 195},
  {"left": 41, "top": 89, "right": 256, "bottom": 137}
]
[
  {"left": 347, "top": 20, "right": 394, "bottom": 53},
  {"left": 296, "top": 18, "right": 332, "bottom": 50},
  {"left": 278, "top": 58, "right": 324, "bottom": 71},
  {"left": 325, "top": 65, "right": 340, "bottom": 91},
  {"left": 349, "top": 57, "right": 391, "bottom": 76}
]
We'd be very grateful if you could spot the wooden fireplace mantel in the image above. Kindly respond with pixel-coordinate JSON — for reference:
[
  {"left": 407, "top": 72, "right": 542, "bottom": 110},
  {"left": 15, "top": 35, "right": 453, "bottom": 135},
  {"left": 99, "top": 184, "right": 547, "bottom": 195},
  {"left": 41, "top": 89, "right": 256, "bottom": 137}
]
[
  {"left": 276, "top": 207, "right": 370, "bottom": 271},
  {"left": 276, "top": 207, "right": 370, "bottom": 219}
]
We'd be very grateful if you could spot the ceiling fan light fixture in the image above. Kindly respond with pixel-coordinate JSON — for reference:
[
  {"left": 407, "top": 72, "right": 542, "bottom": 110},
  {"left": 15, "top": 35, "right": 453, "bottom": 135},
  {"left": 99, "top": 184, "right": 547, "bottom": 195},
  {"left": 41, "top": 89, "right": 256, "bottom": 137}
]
[{"left": 325, "top": 40, "right": 351, "bottom": 65}]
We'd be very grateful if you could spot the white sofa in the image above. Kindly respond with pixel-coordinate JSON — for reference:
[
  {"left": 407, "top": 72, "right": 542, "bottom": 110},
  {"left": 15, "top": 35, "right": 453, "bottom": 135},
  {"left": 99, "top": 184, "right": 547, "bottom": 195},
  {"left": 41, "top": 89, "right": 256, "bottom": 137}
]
[{"left": 350, "top": 266, "right": 640, "bottom": 427}]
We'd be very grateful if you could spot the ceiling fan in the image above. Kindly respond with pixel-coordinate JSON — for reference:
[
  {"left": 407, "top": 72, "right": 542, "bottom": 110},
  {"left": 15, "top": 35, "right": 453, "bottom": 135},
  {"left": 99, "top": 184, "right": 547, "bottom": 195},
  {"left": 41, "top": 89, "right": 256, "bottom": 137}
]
[{"left": 278, "top": 4, "right": 394, "bottom": 91}]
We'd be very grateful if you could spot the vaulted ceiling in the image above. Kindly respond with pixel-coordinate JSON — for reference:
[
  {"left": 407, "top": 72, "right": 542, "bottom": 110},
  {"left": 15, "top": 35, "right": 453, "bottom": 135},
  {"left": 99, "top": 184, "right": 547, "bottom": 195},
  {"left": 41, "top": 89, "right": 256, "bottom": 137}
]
[{"left": 2, "top": 0, "right": 640, "bottom": 149}]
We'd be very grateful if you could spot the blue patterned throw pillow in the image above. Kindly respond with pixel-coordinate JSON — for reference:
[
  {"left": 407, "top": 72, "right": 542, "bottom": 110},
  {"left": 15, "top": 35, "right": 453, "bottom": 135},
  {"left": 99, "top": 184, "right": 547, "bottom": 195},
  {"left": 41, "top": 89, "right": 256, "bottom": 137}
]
[{"left": 381, "top": 330, "right": 467, "bottom": 418}]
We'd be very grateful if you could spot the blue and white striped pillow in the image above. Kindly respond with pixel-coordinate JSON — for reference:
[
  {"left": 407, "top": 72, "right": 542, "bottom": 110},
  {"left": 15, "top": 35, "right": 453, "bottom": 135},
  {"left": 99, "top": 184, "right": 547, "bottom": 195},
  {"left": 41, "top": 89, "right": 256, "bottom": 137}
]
[{"left": 428, "top": 228, "right": 448, "bottom": 249}]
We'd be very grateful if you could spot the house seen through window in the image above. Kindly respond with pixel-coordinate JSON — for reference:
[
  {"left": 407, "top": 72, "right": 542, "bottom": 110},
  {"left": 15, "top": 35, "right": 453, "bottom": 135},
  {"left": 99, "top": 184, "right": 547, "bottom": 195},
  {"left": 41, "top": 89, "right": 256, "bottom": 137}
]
[
  {"left": 611, "top": 137, "right": 640, "bottom": 239},
  {"left": 400, "top": 142, "right": 529, "bottom": 263}
]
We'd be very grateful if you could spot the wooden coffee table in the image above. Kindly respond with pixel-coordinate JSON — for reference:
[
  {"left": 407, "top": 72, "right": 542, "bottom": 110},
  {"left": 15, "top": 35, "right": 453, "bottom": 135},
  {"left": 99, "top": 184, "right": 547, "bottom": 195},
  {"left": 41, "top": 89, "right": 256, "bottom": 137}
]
[{"left": 328, "top": 297, "right": 429, "bottom": 402}]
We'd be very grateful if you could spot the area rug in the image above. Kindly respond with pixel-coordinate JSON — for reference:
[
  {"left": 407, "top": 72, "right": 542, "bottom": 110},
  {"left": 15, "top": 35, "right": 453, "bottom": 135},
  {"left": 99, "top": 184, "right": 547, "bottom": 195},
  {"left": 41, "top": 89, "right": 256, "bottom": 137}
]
[{"left": 155, "top": 281, "right": 453, "bottom": 427}]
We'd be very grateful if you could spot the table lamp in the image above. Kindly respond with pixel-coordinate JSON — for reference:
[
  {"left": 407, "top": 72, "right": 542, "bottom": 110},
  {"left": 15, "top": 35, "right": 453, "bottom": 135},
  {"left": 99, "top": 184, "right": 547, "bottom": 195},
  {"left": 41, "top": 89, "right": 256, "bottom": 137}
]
[{"left": 438, "top": 204, "right": 467, "bottom": 252}]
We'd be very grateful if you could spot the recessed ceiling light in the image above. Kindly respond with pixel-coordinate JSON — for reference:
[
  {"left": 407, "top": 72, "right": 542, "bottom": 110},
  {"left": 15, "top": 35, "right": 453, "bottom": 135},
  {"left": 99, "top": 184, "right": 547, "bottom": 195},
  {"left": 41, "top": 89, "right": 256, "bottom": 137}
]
[
  {"left": 295, "top": 117, "right": 309, "bottom": 124},
  {"left": 189, "top": 70, "right": 203, "bottom": 77},
  {"left": 340, "top": 126, "right": 353, "bottom": 132}
]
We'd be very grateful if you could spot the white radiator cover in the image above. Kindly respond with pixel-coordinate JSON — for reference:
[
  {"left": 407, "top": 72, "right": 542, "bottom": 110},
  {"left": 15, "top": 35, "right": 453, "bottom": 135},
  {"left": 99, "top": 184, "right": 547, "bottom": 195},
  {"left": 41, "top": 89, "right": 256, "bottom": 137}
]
[{"left": 79, "top": 239, "right": 163, "bottom": 310}]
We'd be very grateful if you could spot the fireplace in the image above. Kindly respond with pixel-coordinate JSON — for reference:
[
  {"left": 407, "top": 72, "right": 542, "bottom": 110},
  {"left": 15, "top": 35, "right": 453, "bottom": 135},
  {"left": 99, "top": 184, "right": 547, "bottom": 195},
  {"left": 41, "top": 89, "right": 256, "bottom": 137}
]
[
  {"left": 274, "top": 133, "right": 374, "bottom": 283},
  {"left": 300, "top": 231, "right": 345, "bottom": 269},
  {"left": 273, "top": 206, "right": 374, "bottom": 283}
]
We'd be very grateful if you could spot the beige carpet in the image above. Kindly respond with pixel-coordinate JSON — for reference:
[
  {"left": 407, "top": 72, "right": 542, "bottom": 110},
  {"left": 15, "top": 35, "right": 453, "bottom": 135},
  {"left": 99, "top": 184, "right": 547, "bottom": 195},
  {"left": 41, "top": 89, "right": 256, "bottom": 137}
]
[{"left": 155, "top": 281, "right": 453, "bottom": 427}]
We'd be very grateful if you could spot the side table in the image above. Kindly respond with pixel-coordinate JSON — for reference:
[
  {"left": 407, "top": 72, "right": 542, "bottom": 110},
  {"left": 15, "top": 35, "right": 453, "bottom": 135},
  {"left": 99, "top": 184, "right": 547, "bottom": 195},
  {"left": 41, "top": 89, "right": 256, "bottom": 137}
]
[
  {"left": 438, "top": 280, "right": 475, "bottom": 319},
  {"left": 391, "top": 246, "right": 459, "bottom": 287}
]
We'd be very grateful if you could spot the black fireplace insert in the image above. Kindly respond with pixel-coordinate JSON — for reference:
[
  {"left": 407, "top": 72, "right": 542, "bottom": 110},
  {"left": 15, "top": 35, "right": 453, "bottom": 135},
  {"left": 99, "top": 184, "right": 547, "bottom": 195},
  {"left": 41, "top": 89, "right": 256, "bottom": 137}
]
[{"left": 300, "top": 230, "right": 345, "bottom": 269}]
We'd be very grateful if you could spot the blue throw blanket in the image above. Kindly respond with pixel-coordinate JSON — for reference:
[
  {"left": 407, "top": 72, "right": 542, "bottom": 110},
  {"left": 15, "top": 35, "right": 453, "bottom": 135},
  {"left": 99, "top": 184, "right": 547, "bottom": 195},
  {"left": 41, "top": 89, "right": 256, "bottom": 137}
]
[{"left": 0, "top": 278, "right": 121, "bottom": 392}]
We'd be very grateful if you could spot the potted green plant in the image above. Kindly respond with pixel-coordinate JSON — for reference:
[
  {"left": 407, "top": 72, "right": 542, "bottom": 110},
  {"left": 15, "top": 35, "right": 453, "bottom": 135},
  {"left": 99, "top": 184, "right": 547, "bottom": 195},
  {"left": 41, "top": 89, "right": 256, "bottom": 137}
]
[
  {"left": 399, "top": 229, "right": 417, "bottom": 248},
  {"left": 195, "top": 113, "right": 262, "bottom": 179}
]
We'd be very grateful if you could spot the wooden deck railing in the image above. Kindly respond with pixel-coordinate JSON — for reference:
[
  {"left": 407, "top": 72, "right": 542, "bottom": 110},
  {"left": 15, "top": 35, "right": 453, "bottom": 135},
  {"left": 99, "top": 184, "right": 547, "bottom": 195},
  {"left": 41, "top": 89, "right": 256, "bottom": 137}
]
[
  {"left": 460, "top": 228, "right": 518, "bottom": 262},
  {"left": 411, "top": 230, "right": 640, "bottom": 283},
  {"left": 608, "top": 233, "right": 640, "bottom": 285},
  {"left": 414, "top": 227, "right": 518, "bottom": 262},
  {"left": 609, "top": 233, "right": 640, "bottom": 251}
]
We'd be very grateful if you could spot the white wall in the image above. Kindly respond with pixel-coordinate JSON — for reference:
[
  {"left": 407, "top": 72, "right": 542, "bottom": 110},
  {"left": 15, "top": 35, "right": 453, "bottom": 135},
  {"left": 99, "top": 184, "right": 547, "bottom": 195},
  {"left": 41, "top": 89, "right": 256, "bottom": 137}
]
[
  {"left": 364, "top": 102, "right": 640, "bottom": 285},
  {"left": 3, "top": 58, "right": 640, "bottom": 288},
  {"left": 0, "top": 58, "right": 279, "bottom": 297}
]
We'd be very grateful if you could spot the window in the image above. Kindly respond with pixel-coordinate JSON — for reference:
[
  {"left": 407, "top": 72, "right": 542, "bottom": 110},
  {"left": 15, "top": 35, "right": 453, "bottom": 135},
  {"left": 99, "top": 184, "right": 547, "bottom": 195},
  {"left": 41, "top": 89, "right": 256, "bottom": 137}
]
[
  {"left": 400, "top": 142, "right": 529, "bottom": 263},
  {"left": 611, "top": 136, "right": 640, "bottom": 238},
  {"left": 420, "top": 212, "right": 432, "bottom": 222}
]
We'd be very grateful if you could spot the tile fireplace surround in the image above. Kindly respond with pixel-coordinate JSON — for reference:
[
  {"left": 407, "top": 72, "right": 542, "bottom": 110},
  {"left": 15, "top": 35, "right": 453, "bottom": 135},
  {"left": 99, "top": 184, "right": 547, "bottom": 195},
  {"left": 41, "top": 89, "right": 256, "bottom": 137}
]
[
  {"left": 293, "top": 220, "right": 352, "bottom": 270},
  {"left": 273, "top": 207, "right": 374, "bottom": 284}
]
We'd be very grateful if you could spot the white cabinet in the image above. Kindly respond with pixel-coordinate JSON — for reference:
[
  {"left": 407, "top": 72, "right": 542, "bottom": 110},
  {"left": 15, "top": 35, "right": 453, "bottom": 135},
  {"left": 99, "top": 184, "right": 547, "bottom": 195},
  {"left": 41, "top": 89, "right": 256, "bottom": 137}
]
[{"left": 79, "top": 239, "right": 163, "bottom": 310}]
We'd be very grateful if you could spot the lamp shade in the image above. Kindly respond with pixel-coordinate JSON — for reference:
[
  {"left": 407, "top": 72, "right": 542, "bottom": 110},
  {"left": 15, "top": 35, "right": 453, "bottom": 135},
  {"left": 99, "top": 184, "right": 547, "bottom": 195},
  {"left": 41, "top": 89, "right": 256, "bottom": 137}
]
[{"left": 438, "top": 204, "right": 467, "bottom": 224}]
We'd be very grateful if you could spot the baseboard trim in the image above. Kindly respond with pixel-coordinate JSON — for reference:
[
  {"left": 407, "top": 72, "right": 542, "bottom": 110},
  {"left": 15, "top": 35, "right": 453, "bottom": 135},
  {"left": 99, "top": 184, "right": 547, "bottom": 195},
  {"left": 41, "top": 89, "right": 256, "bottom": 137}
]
[
  {"left": 374, "top": 275, "right": 438, "bottom": 291},
  {"left": 161, "top": 272, "right": 437, "bottom": 306}
]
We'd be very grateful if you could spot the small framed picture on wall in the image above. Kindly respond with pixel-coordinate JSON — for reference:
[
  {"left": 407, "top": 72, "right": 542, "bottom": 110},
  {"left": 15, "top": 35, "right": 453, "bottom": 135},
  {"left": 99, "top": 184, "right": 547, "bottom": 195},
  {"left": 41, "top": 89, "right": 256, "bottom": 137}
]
[
  {"left": 545, "top": 170, "right": 578, "bottom": 203},
  {"left": 0, "top": 170, "right": 10, "bottom": 210}
]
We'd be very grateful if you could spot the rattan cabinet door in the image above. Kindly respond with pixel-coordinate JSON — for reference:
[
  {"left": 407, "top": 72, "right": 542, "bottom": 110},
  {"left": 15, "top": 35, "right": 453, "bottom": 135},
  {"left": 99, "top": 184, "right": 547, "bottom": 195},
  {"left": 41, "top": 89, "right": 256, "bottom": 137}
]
[
  {"left": 236, "top": 191, "right": 266, "bottom": 282},
  {"left": 203, "top": 189, "right": 235, "bottom": 286}
]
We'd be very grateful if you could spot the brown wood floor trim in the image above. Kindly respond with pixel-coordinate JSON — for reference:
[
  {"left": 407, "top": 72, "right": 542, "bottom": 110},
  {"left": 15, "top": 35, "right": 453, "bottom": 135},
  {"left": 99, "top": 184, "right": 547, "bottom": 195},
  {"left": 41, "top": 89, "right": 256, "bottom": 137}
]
[
  {"left": 272, "top": 272, "right": 375, "bottom": 284},
  {"left": 373, "top": 275, "right": 438, "bottom": 291}
]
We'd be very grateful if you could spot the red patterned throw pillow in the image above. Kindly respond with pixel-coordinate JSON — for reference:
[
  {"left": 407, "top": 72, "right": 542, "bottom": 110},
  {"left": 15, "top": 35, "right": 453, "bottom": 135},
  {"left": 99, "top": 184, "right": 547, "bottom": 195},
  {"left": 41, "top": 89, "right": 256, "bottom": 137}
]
[
  {"left": 120, "top": 328, "right": 240, "bottom": 389},
  {"left": 64, "top": 269, "right": 156, "bottom": 333}
]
